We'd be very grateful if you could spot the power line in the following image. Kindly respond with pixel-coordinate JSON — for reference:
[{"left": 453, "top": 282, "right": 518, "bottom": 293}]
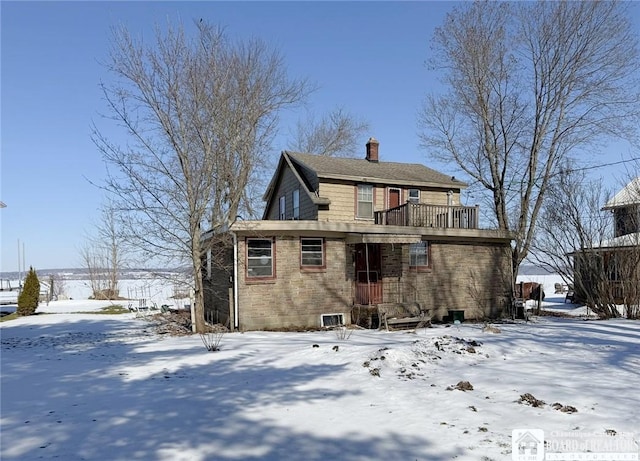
[{"left": 561, "top": 156, "right": 640, "bottom": 174}]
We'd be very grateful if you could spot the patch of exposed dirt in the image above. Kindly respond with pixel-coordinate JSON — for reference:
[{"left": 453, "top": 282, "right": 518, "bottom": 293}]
[
  {"left": 518, "top": 393, "right": 578, "bottom": 413},
  {"left": 146, "top": 311, "right": 194, "bottom": 336},
  {"left": 518, "top": 393, "right": 545, "bottom": 407},
  {"left": 447, "top": 380, "right": 474, "bottom": 391}
]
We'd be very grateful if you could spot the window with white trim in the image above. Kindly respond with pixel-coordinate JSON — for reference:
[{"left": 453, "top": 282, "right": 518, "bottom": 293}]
[
  {"left": 301, "top": 238, "right": 324, "bottom": 267},
  {"left": 409, "top": 188, "right": 420, "bottom": 203},
  {"left": 409, "top": 241, "right": 429, "bottom": 267},
  {"left": 247, "top": 239, "right": 274, "bottom": 278},
  {"left": 321, "top": 313, "right": 344, "bottom": 327},
  {"left": 357, "top": 184, "right": 374, "bottom": 218},
  {"left": 279, "top": 196, "right": 286, "bottom": 220},
  {"left": 293, "top": 189, "right": 300, "bottom": 219}
]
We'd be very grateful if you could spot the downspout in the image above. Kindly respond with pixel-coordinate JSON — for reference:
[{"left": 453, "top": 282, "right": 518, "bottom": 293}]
[
  {"left": 365, "top": 242, "right": 371, "bottom": 307},
  {"left": 232, "top": 231, "right": 239, "bottom": 330},
  {"left": 447, "top": 190, "right": 453, "bottom": 228}
]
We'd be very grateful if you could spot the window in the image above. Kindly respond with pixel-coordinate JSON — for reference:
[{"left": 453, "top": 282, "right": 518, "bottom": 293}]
[
  {"left": 409, "top": 241, "right": 429, "bottom": 268},
  {"left": 321, "top": 313, "right": 344, "bottom": 327},
  {"left": 293, "top": 189, "right": 300, "bottom": 220},
  {"left": 614, "top": 206, "right": 639, "bottom": 236},
  {"left": 409, "top": 188, "right": 420, "bottom": 203},
  {"left": 357, "top": 184, "right": 374, "bottom": 218},
  {"left": 301, "top": 238, "right": 324, "bottom": 268},
  {"left": 247, "top": 239, "right": 274, "bottom": 278},
  {"left": 279, "top": 196, "right": 286, "bottom": 220}
]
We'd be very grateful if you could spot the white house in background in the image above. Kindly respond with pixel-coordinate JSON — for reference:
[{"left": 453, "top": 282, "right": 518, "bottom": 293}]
[{"left": 573, "top": 177, "right": 640, "bottom": 304}]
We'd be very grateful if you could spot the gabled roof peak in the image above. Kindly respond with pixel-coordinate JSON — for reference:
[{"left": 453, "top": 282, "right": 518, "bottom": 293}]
[{"left": 603, "top": 177, "right": 640, "bottom": 210}]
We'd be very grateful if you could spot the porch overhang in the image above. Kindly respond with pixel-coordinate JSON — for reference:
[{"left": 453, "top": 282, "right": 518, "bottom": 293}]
[
  {"left": 345, "top": 234, "right": 423, "bottom": 244},
  {"left": 226, "top": 220, "right": 513, "bottom": 244}
]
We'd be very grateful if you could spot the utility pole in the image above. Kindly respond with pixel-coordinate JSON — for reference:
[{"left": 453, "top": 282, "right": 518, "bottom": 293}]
[{"left": 18, "top": 239, "right": 21, "bottom": 288}]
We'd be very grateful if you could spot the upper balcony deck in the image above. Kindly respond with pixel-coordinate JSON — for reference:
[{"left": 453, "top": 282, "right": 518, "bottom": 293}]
[{"left": 375, "top": 202, "right": 479, "bottom": 229}]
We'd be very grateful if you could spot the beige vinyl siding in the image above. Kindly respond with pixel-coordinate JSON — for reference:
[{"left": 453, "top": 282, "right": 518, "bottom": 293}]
[
  {"left": 317, "top": 182, "right": 356, "bottom": 222},
  {"left": 316, "top": 180, "right": 462, "bottom": 223},
  {"left": 419, "top": 189, "right": 461, "bottom": 206}
]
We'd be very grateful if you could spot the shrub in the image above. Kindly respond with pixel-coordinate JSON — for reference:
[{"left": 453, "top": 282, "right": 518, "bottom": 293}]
[{"left": 17, "top": 267, "right": 40, "bottom": 316}]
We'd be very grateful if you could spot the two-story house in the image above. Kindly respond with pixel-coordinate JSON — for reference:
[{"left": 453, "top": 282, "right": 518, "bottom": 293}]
[
  {"left": 204, "top": 138, "right": 514, "bottom": 330},
  {"left": 573, "top": 177, "right": 640, "bottom": 304}
]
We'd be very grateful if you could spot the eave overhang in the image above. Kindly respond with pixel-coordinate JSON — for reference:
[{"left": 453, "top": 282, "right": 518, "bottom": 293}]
[{"left": 227, "top": 220, "right": 513, "bottom": 244}]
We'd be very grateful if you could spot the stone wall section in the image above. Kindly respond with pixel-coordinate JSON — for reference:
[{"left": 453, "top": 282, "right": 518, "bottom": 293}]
[
  {"left": 378, "top": 241, "right": 511, "bottom": 321},
  {"left": 236, "top": 236, "right": 352, "bottom": 330}
]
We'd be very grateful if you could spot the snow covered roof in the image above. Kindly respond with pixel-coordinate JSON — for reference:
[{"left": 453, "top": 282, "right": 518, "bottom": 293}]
[
  {"left": 590, "top": 232, "right": 640, "bottom": 249},
  {"left": 602, "top": 177, "right": 640, "bottom": 210}
]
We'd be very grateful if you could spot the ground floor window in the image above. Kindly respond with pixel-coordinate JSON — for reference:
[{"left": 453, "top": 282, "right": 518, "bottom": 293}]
[
  {"left": 409, "top": 241, "right": 430, "bottom": 268},
  {"left": 247, "top": 238, "right": 275, "bottom": 278},
  {"left": 301, "top": 238, "right": 325, "bottom": 269},
  {"left": 321, "top": 313, "right": 344, "bottom": 327}
]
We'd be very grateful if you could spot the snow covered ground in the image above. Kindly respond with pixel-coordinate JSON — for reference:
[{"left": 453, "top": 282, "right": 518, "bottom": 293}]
[
  {"left": 1, "top": 298, "right": 639, "bottom": 460},
  {"left": 0, "top": 276, "right": 192, "bottom": 315}
]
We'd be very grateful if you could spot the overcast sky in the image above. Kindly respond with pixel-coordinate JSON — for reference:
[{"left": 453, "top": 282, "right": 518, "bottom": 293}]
[{"left": 1, "top": 1, "right": 638, "bottom": 272}]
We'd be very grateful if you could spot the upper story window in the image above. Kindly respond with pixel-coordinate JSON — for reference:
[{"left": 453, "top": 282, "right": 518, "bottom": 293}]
[
  {"left": 409, "top": 241, "right": 430, "bottom": 268},
  {"left": 293, "top": 189, "right": 300, "bottom": 220},
  {"left": 279, "top": 196, "right": 286, "bottom": 220},
  {"left": 247, "top": 238, "right": 275, "bottom": 279},
  {"left": 300, "top": 238, "right": 325, "bottom": 268},
  {"left": 357, "top": 184, "right": 374, "bottom": 219},
  {"left": 408, "top": 188, "right": 420, "bottom": 203},
  {"left": 614, "top": 206, "right": 639, "bottom": 237}
]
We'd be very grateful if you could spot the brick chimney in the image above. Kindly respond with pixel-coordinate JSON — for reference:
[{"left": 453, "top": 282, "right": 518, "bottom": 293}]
[{"left": 366, "top": 137, "right": 379, "bottom": 162}]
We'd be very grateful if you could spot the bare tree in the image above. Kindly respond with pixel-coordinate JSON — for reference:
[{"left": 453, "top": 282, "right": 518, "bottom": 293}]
[
  {"left": 530, "top": 168, "right": 619, "bottom": 317},
  {"left": 80, "top": 205, "right": 124, "bottom": 300},
  {"left": 79, "top": 241, "right": 109, "bottom": 299},
  {"left": 290, "top": 107, "right": 369, "bottom": 157},
  {"left": 419, "top": 1, "right": 640, "bottom": 280},
  {"left": 48, "top": 273, "right": 66, "bottom": 301},
  {"left": 92, "top": 20, "right": 309, "bottom": 332},
  {"left": 99, "top": 205, "right": 123, "bottom": 298}
]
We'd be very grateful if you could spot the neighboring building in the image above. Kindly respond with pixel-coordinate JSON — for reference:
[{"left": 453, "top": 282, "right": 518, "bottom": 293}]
[
  {"left": 573, "top": 177, "right": 640, "bottom": 304},
  {"left": 204, "top": 138, "right": 514, "bottom": 330}
]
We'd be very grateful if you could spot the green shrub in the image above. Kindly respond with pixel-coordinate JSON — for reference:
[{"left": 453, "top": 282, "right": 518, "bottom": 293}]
[{"left": 17, "top": 267, "right": 40, "bottom": 316}]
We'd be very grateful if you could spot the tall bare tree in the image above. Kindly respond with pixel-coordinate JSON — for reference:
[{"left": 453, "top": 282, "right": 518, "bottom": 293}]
[
  {"left": 419, "top": 1, "right": 640, "bottom": 280},
  {"left": 92, "top": 20, "right": 309, "bottom": 332},
  {"left": 290, "top": 107, "right": 369, "bottom": 157}
]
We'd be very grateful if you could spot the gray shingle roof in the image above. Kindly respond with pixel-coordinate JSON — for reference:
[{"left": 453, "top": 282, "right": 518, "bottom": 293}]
[{"left": 285, "top": 151, "right": 466, "bottom": 189}]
